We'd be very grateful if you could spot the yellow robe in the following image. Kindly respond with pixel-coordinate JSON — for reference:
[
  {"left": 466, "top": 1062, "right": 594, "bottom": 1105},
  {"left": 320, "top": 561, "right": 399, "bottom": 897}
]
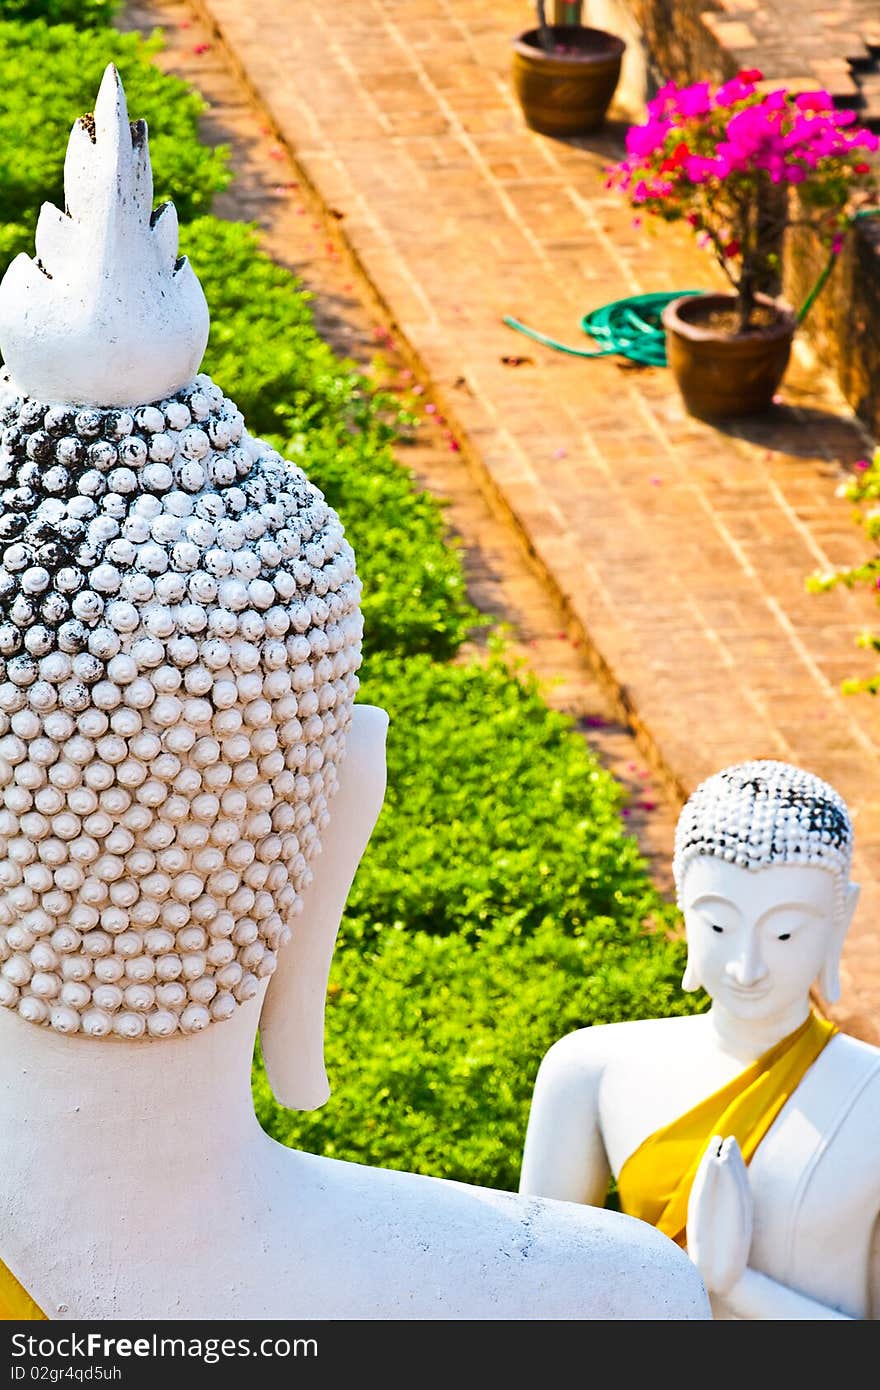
[
  {"left": 0, "top": 1258, "right": 47, "bottom": 1321},
  {"left": 616, "top": 1009, "right": 837, "bottom": 1247}
]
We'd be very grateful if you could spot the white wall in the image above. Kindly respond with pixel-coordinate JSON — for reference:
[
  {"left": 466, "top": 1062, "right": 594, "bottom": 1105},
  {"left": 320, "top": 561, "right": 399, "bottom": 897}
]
[{"left": 583, "top": 0, "right": 649, "bottom": 120}]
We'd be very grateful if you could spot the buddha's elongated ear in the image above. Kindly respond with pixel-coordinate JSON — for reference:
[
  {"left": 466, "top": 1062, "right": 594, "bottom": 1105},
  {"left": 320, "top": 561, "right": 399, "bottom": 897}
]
[
  {"left": 818, "top": 880, "right": 860, "bottom": 1005},
  {"left": 681, "top": 950, "right": 703, "bottom": 993},
  {"left": 258, "top": 704, "right": 389, "bottom": 1109},
  {"left": 679, "top": 874, "right": 703, "bottom": 992}
]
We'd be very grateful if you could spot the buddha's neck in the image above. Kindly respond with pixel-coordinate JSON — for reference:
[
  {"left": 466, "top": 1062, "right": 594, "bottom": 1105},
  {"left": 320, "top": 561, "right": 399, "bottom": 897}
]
[
  {"left": 0, "top": 994, "right": 268, "bottom": 1209},
  {"left": 707, "top": 997, "right": 812, "bottom": 1061}
]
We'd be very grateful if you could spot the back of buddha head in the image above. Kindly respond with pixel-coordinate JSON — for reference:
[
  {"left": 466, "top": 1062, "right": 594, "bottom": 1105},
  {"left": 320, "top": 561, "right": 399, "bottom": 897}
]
[{"left": 0, "top": 67, "right": 362, "bottom": 1041}]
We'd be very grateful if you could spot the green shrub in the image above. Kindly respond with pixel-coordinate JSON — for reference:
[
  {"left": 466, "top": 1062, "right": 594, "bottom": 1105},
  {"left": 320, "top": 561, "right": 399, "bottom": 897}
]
[
  {"left": 807, "top": 445, "right": 880, "bottom": 694},
  {"left": 0, "top": 221, "right": 30, "bottom": 269},
  {"left": 185, "top": 216, "right": 373, "bottom": 440},
  {"left": 254, "top": 913, "right": 697, "bottom": 1191},
  {"left": 299, "top": 420, "right": 480, "bottom": 660},
  {"left": 0, "top": 0, "right": 118, "bottom": 24},
  {"left": 351, "top": 652, "right": 671, "bottom": 941},
  {"left": 253, "top": 651, "right": 704, "bottom": 1190},
  {"left": 0, "top": 20, "right": 228, "bottom": 242},
  {"left": 185, "top": 217, "right": 479, "bottom": 660}
]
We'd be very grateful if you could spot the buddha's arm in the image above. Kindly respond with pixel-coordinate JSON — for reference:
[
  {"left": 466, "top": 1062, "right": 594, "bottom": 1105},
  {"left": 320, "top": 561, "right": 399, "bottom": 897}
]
[
  {"left": 723, "top": 1205, "right": 880, "bottom": 1319},
  {"left": 718, "top": 1269, "right": 853, "bottom": 1320},
  {"left": 518, "top": 1031, "right": 611, "bottom": 1206},
  {"left": 688, "top": 1134, "right": 866, "bottom": 1319}
]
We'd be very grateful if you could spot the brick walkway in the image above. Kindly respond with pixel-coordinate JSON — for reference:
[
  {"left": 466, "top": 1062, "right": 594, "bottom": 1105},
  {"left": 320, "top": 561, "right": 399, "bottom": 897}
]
[{"left": 185, "top": 0, "right": 880, "bottom": 1043}]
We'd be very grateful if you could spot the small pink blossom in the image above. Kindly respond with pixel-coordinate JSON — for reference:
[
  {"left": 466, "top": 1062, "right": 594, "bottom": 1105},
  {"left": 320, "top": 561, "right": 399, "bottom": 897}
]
[
  {"left": 795, "top": 91, "right": 833, "bottom": 113},
  {"left": 626, "top": 119, "right": 671, "bottom": 157}
]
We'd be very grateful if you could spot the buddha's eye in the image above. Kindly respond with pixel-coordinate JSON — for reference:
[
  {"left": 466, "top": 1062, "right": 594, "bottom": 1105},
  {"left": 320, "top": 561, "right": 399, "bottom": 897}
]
[
  {"left": 778, "top": 933, "right": 791, "bottom": 941},
  {"left": 711, "top": 924, "right": 723, "bottom": 934}
]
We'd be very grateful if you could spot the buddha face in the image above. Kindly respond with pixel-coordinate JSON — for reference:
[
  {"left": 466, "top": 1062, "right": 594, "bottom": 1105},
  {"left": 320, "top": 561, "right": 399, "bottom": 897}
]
[{"left": 680, "top": 856, "right": 845, "bottom": 1021}]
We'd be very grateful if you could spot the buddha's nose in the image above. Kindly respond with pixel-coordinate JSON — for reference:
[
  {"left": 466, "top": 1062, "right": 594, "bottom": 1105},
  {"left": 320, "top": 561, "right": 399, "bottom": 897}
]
[{"left": 726, "top": 932, "right": 768, "bottom": 988}]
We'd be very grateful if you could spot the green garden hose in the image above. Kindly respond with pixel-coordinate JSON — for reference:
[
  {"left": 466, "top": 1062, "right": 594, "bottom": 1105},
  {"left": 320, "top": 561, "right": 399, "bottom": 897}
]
[
  {"left": 503, "top": 209, "right": 880, "bottom": 365},
  {"left": 502, "top": 290, "right": 702, "bottom": 366}
]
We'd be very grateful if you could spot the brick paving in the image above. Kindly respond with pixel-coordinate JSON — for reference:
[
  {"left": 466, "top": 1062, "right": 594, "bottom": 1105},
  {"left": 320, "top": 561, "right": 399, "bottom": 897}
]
[{"left": 151, "top": 0, "right": 880, "bottom": 1043}]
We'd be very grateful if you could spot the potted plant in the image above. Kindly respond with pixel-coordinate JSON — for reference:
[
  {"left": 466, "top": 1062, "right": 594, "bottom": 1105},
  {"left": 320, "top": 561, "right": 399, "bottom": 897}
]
[
  {"left": 512, "top": 2, "right": 626, "bottom": 138},
  {"left": 607, "top": 70, "right": 879, "bottom": 418}
]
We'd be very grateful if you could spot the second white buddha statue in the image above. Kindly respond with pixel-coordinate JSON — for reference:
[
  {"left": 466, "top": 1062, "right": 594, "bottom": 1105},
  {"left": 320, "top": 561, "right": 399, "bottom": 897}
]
[{"left": 520, "top": 758, "right": 880, "bottom": 1319}]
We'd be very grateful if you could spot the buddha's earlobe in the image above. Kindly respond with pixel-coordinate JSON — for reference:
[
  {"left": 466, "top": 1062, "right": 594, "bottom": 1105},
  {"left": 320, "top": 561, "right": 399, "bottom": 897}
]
[
  {"left": 681, "top": 951, "right": 703, "bottom": 993},
  {"left": 818, "top": 952, "right": 841, "bottom": 1005},
  {"left": 259, "top": 704, "right": 389, "bottom": 1109},
  {"left": 819, "top": 881, "right": 860, "bottom": 1004}
]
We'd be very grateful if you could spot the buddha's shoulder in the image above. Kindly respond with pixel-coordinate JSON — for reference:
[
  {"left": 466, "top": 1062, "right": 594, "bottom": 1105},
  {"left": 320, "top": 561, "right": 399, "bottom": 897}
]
[
  {"left": 821, "top": 1026, "right": 880, "bottom": 1088},
  {"left": 796, "top": 1028, "right": 880, "bottom": 1159},
  {"left": 539, "top": 1011, "right": 704, "bottom": 1073}
]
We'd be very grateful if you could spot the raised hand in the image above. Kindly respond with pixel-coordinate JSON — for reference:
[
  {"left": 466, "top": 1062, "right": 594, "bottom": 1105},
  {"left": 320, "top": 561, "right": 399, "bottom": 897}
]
[{"left": 686, "top": 1134, "right": 753, "bottom": 1295}]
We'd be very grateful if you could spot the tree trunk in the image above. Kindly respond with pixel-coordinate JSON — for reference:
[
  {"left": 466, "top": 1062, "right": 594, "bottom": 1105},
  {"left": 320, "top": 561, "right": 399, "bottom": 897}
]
[
  {"left": 536, "top": 1, "right": 554, "bottom": 51},
  {"left": 737, "top": 273, "right": 756, "bottom": 332},
  {"left": 755, "top": 183, "right": 786, "bottom": 299},
  {"left": 551, "top": 1, "right": 584, "bottom": 22}
]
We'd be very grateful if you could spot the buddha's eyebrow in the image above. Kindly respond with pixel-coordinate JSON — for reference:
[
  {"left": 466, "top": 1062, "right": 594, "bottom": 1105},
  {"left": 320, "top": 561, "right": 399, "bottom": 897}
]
[
  {"left": 758, "top": 901, "right": 825, "bottom": 921},
  {"left": 689, "top": 894, "right": 739, "bottom": 913}
]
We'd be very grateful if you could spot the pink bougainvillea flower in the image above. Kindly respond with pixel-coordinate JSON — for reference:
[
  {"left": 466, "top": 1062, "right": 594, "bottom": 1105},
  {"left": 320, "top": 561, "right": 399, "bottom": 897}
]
[
  {"left": 675, "top": 81, "right": 712, "bottom": 118},
  {"left": 605, "top": 73, "right": 878, "bottom": 327},
  {"left": 646, "top": 80, "right": 679, "bottom": 120},
  {"left": 714, "top": 75, "right": 759, "bottom": 107},
  {"left": 626, "top": 118, "right": 671, "bottom": 157},
  {"left": 794, "top": 91, "right": 833, "bottom": 112}
]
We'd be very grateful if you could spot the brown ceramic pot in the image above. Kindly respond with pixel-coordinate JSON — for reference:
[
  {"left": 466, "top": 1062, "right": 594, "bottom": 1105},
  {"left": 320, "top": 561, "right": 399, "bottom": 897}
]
[
  {"left": 511, "top": 26, "right": 625, "bottom": 137},
  {"left": 662, "top": 291, "right": 797, "bottom": 419}
]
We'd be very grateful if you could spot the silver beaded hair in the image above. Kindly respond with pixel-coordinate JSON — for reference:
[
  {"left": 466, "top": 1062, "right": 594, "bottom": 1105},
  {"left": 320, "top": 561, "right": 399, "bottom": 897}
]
[{"left": 672, "top": 759, "right": 854, "bottom": 919}]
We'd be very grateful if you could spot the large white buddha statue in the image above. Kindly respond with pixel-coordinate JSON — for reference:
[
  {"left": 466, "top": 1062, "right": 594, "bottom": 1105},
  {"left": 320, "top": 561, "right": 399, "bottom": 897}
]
[
  {"left": 520, "top": 758, "right": 880, "bottom": 1319},
  {"left": 0, "top": 66, "right": 710, "bottom": 1321}
]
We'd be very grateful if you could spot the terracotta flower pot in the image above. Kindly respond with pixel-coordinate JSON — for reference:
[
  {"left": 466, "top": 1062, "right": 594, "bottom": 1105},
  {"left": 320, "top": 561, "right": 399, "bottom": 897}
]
[
  {"left": 662, "top": 291, "right": 797, "bottom": 419},
  {"left": 511, "top": 25, "right": 625, "bottom": 137}
]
